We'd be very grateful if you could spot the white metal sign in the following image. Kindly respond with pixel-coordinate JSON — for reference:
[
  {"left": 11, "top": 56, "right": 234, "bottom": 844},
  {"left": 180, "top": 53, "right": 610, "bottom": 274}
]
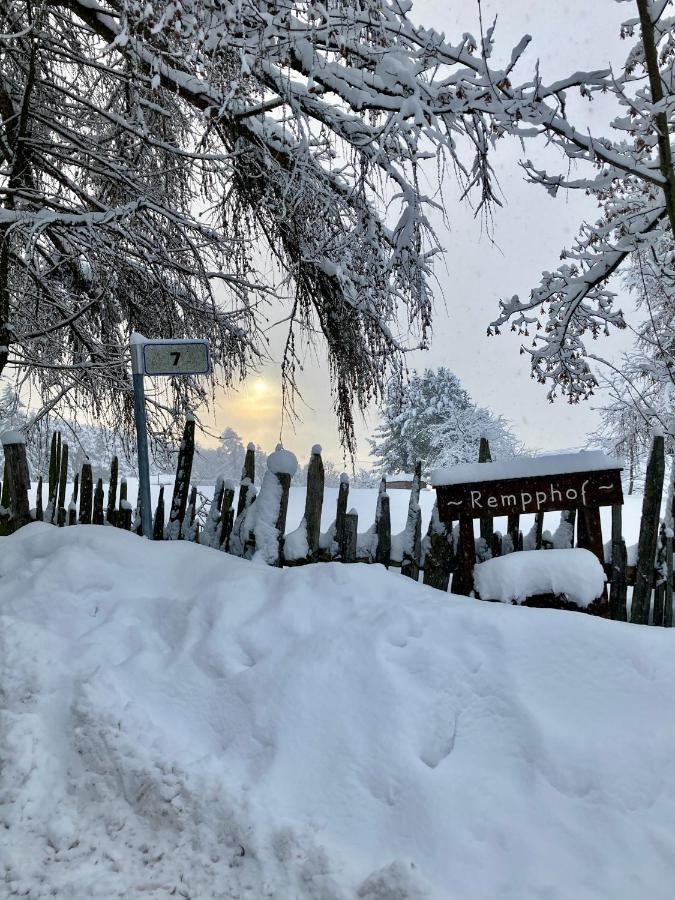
[{"left": 142, "top": 340, "right": 210, "bottom": 376}]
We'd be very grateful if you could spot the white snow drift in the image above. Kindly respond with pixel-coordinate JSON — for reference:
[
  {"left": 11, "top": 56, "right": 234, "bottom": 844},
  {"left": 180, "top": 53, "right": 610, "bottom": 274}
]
[
  {"left": 1, "top": 524, "right": 675, "bottom": 899},
  {"left": 474, "top": 548, "right": 607, "bottom": 606}
]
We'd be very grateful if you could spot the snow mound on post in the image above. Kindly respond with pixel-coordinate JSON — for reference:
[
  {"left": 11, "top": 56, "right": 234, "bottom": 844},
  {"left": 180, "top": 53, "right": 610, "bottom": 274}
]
[
  {"left": 267, "top": 445, "right": 298, "bottom": 476},
  {"left": 431, "top": 449, "right": 622, "bottom": 486},
  {"left": 474, "top": 548, "right": 606, "bottom": 606},
  {"left": 1, "top": 525, "right": 674, "bottom": 899},
  {"left": 1, "top": 429, "right": 25, "bottom": 445}
]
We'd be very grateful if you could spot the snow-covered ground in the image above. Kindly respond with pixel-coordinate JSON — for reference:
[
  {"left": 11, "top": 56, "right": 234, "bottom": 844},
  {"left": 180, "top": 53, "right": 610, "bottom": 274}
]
[{"left": 2, "top": 524, "right": 675, "bottom": 898}]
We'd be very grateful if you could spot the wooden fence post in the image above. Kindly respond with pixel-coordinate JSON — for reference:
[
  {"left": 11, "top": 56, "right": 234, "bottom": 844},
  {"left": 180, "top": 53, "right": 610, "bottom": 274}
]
[
  {"left": 182, "top": 484, "right": 198, "bottom": 542},
  {"left": 35, "top": 475, "right": 44, "bottom": 522},
  {"left": 632, "top": 434, "right": 665, "bottom": 625},
  {"left": 422, "top": 503, "right": 454, "bottom": 591},
  {"left": 507, "top": 513, "right": 520, "bottom": 554},
  {"left": 375, "top": 479, "right": 391, "bottom": 568},
  {"left": 46, "top": 431, "right": 60, "bottom": 523},
  {"left": 275, "top": 471, "right": 291, "bottom": 565},
  {"left": 335, "top": 474, "right": 349, "bottom": 556},
  {"left": 79, "top": 462, "right": 93, "bottom": 524},
  {"left": 167, "top": 416, "right": 195, "bottom": 539},
  {"left": 57, "top": 442, "right": 68, "bottom": 526},
  {"left": 117, "top": 477, "right": 127, "bottom": 527},
  {"left": 153, "top": 485, "right": 165, "bottom": 540},
  {"left": 534, "top": 511, "right": 544, "bottom": 550},
  {"left": 107, "top": 456, "right": 118, "bottom": 526},
  {"left": 47, "top": 432, "right": 58, "bottom": 511},
  {"left": 219, "top": 482, "right": 235, "bottom": 551},
  {"left": 93, "top": 478, "right": 105, "bottom": 525},
  {"left": 401, "top": 461, "right": 422, "bottom": 579},
  {"left": 304, "top": 446, "right": 324, "bottom": 562},
  {"left": 451, "top": 513, "right": 475, "bottom": 596},
  {"left": 664, "top": 466, "right": 674, "bottom": 628},
  {"left": 68, "top": 472, "right": 79, "bottom": 526},
  {"left": 202, "top": 477, "right": 225, "bottom": 548},
  {"left": 609, "top": 504, "right": 626, "bottom": 621},
  {"left": 478, "top": 437, "right": 493, "bottom": 549},
  {"left": 341, "top": 509, "right": 358, "bottom": 563},
  {"left": 236, "top": 443, "right": 256, "bottom": 517},
  {"left": 1, "top": 433, "right": 31, "bottom": 531},
  {"left": 0, "top": 461, "right": 9, "bottom": 536}
]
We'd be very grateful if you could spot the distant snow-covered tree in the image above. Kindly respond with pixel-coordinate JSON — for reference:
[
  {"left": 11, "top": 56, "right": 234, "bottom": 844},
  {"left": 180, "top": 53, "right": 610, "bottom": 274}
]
[
  {"left": 192, "top": 428, "right": 268, "bottom": 484},
  {"left": 369, "top": 368, "right": 523, "bottom": 476}
]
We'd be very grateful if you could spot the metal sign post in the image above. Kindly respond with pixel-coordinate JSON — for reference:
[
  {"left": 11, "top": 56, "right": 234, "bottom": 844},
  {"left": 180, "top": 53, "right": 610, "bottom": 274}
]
[{"left": 130, "top": 333, "right": 210, "bottom": 539}]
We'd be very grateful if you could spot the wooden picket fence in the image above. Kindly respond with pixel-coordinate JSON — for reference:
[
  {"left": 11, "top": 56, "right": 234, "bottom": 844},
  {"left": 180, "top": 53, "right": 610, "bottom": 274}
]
[{"left": 0, "top": 421, "right": 672, "bottom": 626}]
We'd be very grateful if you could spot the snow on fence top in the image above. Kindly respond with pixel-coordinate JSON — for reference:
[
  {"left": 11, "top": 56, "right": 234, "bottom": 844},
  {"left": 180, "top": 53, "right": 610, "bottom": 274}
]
[
  {"left": 431, "top": 450, "right": 622, "bottom": 487},
  {"left": 1, "top": 430, "right": 25, "bottom": 446}
]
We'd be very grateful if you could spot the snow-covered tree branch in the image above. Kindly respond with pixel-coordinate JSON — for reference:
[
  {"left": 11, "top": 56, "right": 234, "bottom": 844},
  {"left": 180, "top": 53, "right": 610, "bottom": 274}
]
[
  {"left": 0, "top": 0, "right": 545, "bottom": 453},
  {"left": 488, "top": 0, "right": 675, "bottom": 409}
]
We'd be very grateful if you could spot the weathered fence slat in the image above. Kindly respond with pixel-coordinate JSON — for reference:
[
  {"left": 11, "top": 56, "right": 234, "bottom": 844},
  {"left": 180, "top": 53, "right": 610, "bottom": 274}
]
[
  {"left": 1, "top": 433, "right": 31, "bottom": 531},
  {"left": 632, "top": 434, "right": 665, "bottom": 625},
  {"left": 220, "top": 483, "right": 235, "bottom": 551},
  {"left": 341, "top": 509, "right": 358, "bottom": 563},
  {"left": 153, "top": 486, "right": 165, "bottom": 541},
  {"left": 451, "top": 513, "right": 475, "bottom": 596},
  {"left": 0, "top": 461, "right": 9, "bottom": 536},
  {"left": 335, "top": 474, "right": 349, "bottom": 554},
  {"left": 167, "top": 416, "right": 195, "bottom": 540},
  {"left": 275, "top": 471, "right": 291, "bottom": 565},
  {"left": 236, "top": 443, "right": 256, "bottom": 517},
  {"left": 93, "top": 478, "right": 105, "bottom": 525},
  {"left": 182, "top": 485, "right": 198, "bottom": 541},
  {"left": 664, "top": 466, "right": 673, "bottom": 628},
  {"left": 507, "top": 513, "right": 520, "bottom": 554},
  {"left": 534, "top": 511, "right": 544, "bottom": 551},
  {"left": 401, "top": 461, "right": 422, "bottom": 580},
  {"left": 68, "top": 472, "right": 79, "bottom": 526},
  {"left": 203, "top": 477, "right": 225, "bottom": 548},
  {"left": 304, "top": 447, "right": 324, "bottom": 562},
  {"left": 375, "top": 480, "right": 391, "bottom": 568},
  {"left": 107, "top": 456, "right": 118, "bottom": 526},
  {"left": 478, "top": 437, "right": 493, "bottom": 549},
  {"left": 57, "top": 442, "right": 68, "bottom": 527},
  {"left": 35, "top": 475, "right": 44, "bottom": 522},
  {"left": 79, "top": 462, "right": 93, "bottom": 524},
  {"left": 422, "top": 503, "right": 454, "bottom": 592},
  {"left": 609, "top": 504, "right": 626, "bottom": 620}
]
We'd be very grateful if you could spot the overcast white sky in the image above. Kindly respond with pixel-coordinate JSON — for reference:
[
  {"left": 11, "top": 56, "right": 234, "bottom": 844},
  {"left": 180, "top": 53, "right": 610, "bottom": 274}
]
[{"left": 212, "top": 0, "right": 635, "bottom": 467}]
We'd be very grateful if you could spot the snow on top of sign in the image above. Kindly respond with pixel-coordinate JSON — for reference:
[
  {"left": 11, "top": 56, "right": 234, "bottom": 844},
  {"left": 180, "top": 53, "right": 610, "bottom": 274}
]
[
  {"left": 474, "top": 548, "right": 606, "bottom": 607},
  {"left": 340, "top": 472, "right": 349, "bottom": 484},
  {"left": 267, "top": 446, "right": 298, "bottom": 476},
  {"left": 1, "top": 430, "right": 25, "bottom": 446},
  {"left": 129, "top": 331, "right": 148, "bottom": 345},
  {"left": 247, "top": 442, "right": 255, "bottom": 451},
  {"left": 431, "top": 450, "right": 622, "bottom": 487},
  {"left": 312, "top": 444, "right": 322, "bottom": 455}
]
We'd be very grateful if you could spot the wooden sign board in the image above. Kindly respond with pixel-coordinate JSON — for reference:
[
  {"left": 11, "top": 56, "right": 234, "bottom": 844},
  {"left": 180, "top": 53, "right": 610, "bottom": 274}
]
[{"left": 436, "top": 468, "right": 623, "bottom": 521}]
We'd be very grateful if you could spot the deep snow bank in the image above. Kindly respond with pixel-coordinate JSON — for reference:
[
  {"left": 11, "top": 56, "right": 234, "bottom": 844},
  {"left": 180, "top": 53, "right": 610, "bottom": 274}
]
[{"left": 1, "top": 524, "right": 675, "bottom": 899}]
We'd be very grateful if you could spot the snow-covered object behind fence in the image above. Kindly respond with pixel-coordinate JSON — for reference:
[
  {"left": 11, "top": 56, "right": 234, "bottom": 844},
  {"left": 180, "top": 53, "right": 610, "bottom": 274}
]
[
  {"left": 474, "top": 548, "right": 607, "bottom": 607},
  {"left": 1, "top": 525, "right": 675, "bottom": 899}
]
